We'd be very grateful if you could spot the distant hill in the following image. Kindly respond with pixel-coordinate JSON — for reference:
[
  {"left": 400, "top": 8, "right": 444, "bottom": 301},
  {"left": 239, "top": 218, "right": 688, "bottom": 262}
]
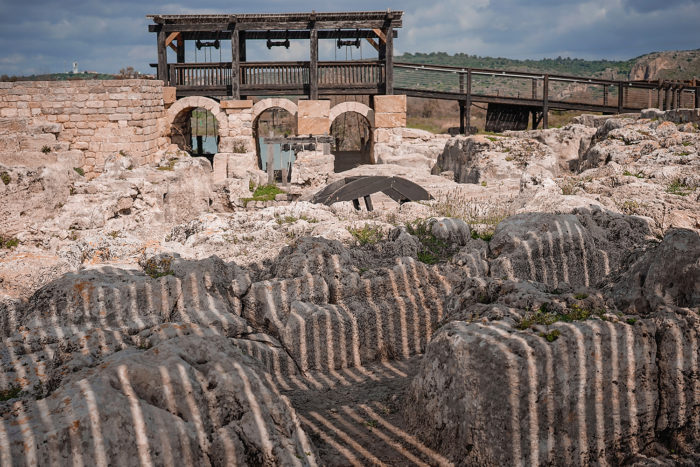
[{"left": 396, "top": 50, "right": 700, "bottom": 81}]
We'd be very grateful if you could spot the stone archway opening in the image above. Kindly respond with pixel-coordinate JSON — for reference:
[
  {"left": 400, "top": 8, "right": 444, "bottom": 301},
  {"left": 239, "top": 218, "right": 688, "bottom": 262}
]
[
  {"left": 171, "top": 107, "right": 219, "bottom": 160},
  {"left": 253, "top": 107, "right": 297, "bottom": 183},
  {"left": 330, "top": 111, "right": 373, "bottom": 173}
]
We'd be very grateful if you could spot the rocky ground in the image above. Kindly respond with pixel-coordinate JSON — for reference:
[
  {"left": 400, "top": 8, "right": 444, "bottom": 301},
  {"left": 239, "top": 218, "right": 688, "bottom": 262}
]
[{"left": 0, "top": 109, "right": 698, "bottom": 465}]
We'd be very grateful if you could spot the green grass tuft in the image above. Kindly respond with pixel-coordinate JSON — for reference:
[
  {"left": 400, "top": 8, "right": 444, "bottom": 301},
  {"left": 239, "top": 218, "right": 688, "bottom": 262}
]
[
  {"left": 347, "top": 224, "right": 385, "bottom": 246},
  {"left": 242, "top": 184, "right": 285, "bottom": 206},
  {"left": 0, "top": 171, "right": 10, "bottom": 185},
  {"left": 0, "top": 385, "right": 22, "bottom": 401},
  {"left": 73, "top": 167, "right": 85, "bottom": 176}
]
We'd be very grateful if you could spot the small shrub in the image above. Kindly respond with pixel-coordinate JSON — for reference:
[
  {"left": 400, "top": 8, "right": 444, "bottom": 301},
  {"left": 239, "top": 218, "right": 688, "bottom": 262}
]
[
  {"left": 0, "top": 385, "right": 22, "bottom": 401},
  {"left": 539, "top": 329, "right": 561, "bottom": 342},
  {"left": 0, "top": 171, "right": 10, "bottom": 185},
  {"left": 406, "top": 219, "right": 454, "bottom": 264},
  {"left": 0, "top": 234, "right": 19, "bottom": 249},
  {"left": 681, "top": 141, "right": 692, "bottom": 147},
  {"left": 143, "top": 256, "right": 175, "bottom": 279},
  {"left": 666, "top": 179, "right": 695, "bottom": 196},
  {"left": 517, "top": 303, "right": 605, "bottom": 330},
  {"left": 73, "top": 167, "right": 85, "bottom": 176},
  {"left": 677, "top": 151, "right": 690, "bottom": 156},
  {"left": 41, "top": 145, "right": 51, "bottom": 154},
  {"left": 242, "top": 184, "right": 285, "bottom": 206},
  {"left": 232, "top": 142, "right": 247, "bottom": 153},
  {"left": 471, "top": 230, "right": 493, "bottom": 242},
  {"left": 622, "top": 170, "right": 644, "bottom": 178},
  {"left": 347, "top": 224, "right": 384, "bottom": 246},
  {"left": 480, "top": 181, "right": 487, "bottom": 187},
  {"left": 108, "top": 231, "right": 120, "bottom": 239},
  {"left": 574, "top": 293, "right": 588, "bottom": 300},
  {"left": 626, "top": 317, "right": 637, "bottom": 325}
]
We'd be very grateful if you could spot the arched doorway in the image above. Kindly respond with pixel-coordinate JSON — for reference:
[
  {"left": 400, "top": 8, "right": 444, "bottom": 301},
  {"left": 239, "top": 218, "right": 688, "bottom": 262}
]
[
  {"left": 252, "top": 99, "right": 298, "bottom": 183},
  {"left": 330, "top": 111, "right": 373, "bottom": 172},
  {"left": 171, "top": 107, "right": 219, "bottom": 158},
  {"left": 167, "top": 96, "right": 226, "bottom": 165}
]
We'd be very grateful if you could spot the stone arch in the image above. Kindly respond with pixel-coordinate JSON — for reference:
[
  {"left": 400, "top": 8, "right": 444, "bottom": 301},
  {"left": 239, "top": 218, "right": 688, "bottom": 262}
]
[
  {"left": 329, "top": 101, "right": 374, "bottom": 128},
  {"left": 251, "top": 98, "right": 298, "bottom": 125},
  {"left": 166, "top": 96, "right": 228, "bottom": 140}
]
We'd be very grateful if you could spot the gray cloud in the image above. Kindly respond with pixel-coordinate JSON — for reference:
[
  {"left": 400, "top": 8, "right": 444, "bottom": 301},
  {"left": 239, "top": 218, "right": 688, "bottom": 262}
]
[{"left": 0, "top": 0, "right": 698, "bottom": 75}]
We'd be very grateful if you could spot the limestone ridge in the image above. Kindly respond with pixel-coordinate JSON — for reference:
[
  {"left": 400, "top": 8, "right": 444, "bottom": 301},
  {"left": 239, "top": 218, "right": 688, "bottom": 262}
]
[{"left": 0, "top": 108, "right": 699, "bottom": 465}]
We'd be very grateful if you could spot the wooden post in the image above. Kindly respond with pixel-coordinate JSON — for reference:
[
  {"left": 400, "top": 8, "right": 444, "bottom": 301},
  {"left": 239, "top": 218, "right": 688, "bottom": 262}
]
[
  {"left": 532, "top": 78, "right": 537, "bottom": 99},
  {"left": 176, "top": 37, "right": 185, "bottom": 63},
  {"left": 465, "top": 69, "right": 472, "bottom": 134},
  {"left": 196, "top": 136, "right": 203, "bottom": 155},
  {"left": 695, "top": 87, "right": 700, "bottom": 109},
  {"left": 542, "top": 74, "right": 549, "bottom": 129},
  {"left": 384, "top": 25, "right": 394, "bottom": 94},
  {"left": 617, "top": 81, "right": 624, "bottom": 113},
  {"left": 266, "top": 131, "right": 274, "bottom": 185},
  {"left": 658, "top": 86, "right": 663, "bottom": 110},
  {"left": 459, "top": 74, "right": 465, "bottom": 134},
  {"left": 231, "top": 26, "right": 240, "bottom": 99},
  {"left": 665, "top": 86, "right": 672, "bottom": 110},
  {"left": 157, "top": 29, "right": 167, "bottom": 83},
  {"left": 603, "top": 85, "right": 608, "bottom": 106},
  {"left": 239, "top": 31, "right": 246, "bottom": 62},
  {"left": 310, "top": 25, "right": 318, "bottom": 99}
]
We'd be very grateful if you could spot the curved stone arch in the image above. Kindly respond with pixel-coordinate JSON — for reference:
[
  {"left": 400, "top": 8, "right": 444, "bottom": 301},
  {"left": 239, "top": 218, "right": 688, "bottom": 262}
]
[
  {"left": 166, "top": 96, "right": 228, "bottom": 137},
  {"left": 329, "top": 101, "right": 375, "bottom": 128},
  {"left": 251, "top": 98, "right": 298, "bottom": 124}
]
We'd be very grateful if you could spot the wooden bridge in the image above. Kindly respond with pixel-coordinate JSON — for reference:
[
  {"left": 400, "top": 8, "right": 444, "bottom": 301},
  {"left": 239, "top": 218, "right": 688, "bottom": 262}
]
[{"left": 149, "top": 11, "right": 700, "bottom": 131}]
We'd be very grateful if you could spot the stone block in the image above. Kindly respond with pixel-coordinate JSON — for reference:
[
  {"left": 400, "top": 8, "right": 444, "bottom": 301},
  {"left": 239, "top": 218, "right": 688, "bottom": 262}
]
[
  {"left": 220, "top": 99, "right": 253, "bottom": 110},
  {"left": 374, "top": 94, "right": 406, "bottom": 114},
  {"left": 297, "top": 117, "right": 330, "bottom": 136},
  {"left": 212, "top": 153, "right": 228, "bottom": 184},
  {"left": 297, "top": 99, "right": 330, "bottom": 118},
  {"left": 374, "top": 112, "right": 406, "bottom": 128}
]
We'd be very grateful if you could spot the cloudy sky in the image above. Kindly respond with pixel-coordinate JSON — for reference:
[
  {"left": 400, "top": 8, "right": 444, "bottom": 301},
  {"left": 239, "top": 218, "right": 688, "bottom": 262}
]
[{"left": 1, "top": 0, "right": 699, "bottom": 75}]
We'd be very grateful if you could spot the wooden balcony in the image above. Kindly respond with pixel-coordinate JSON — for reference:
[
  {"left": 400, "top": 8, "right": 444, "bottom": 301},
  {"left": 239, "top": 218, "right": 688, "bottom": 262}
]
[{"left": 168, "top": 60, "right": 385, "bottom": 97}]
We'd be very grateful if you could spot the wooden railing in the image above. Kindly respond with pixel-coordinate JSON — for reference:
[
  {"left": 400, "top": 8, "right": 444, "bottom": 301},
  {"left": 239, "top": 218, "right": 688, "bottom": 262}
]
[
  {"left": 168, "top": 60, "right": 384, "bottom": 93},
  {"left": 169, "top": 62, "right": 231, "bottom": 87}
]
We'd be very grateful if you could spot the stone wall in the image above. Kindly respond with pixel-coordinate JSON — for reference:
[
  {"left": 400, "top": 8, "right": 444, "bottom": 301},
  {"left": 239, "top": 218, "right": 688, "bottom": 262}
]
[{"left": 0, "top": 79, "right": 168, "bottom": 178}]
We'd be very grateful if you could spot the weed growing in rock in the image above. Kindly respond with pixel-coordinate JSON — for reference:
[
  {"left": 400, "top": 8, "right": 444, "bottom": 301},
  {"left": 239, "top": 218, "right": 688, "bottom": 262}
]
[
  {"left": 480, "top": 181, "right": 487, "bottom": 187},
  {"left": 242, "top": 184, "right": 285, "bottom": 206},
  {"left": 157, "top": 158, "right": 178, "bottom": 171},
  {"left": 406, "top": 219, "right": 453, "bottom": 264},
  {"left": 0, "top": 171, "right": 10, "bottom": 185},
  {"left": 574, "top": 293, "right": 588, "bottom": 300},
  {"left": 622, "top": 170, "right": 644, "bottom": 178},
  {"left": 681, "top": 141, "right": 692, "bottom": 147},
  {"left": 539, "top": 329, "right": 561, "bottom": 342},
  {"left": 626, "top": 317, "right": 638, "bottom": 325},
  {"left": 143, "top": 256, "right": 175, "bottom": 279},
  {"left": 0, "top": 234, "right": 19, "bottom": 249},
  {"left": 41, "top": 145, "right": 51, "bottom": 154},
  {"left": 677, "top": 151, "right": 691, "bottom": 156},
  {"left": 347, "top": 224, "right": 385, "bottom": 246},
  {"left": 471, "top": 230, "right": 493, "bottom": 242},
  {"left": 666, "top": 179, "right": 695, "bottom": 196},
  {"left": 232, "top": 141, "right": 247, "bottom": 153},
  {"left": 0, "top": 385, "right": 22, "bottom": 401},
  {"left": 432, "top": 191, "right": 516, "bottom": 236},
  {"left": 73, "top": 167, "right": 85, "bottom": 176},
  {"left": 517, "top": 303, "right": 606, "bottom": 330},
  {"left": 108, "top": 231, "right": 120, "bottom": 239}
]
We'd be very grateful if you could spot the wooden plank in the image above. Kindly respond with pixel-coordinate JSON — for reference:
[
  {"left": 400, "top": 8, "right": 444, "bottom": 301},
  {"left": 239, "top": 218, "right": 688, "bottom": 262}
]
[
  {"left": 176, "top": 37, "right": 185, "bottom": 63},
  {"left": 310, "top": 25, "right": 318, "bottom": 99},
  {"left": 617, "top": 81, "right": 624, "bottom": 113},
  {"left": 466, "top": 69, "right": 472, "bottom": 135},
  {"left": 386, "top": 177, "right": 432, "bottom": 201}
]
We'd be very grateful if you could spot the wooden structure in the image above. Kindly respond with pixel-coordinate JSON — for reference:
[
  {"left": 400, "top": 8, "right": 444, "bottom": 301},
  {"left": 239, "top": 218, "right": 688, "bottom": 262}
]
[
  {"left": 147, "top": 11, "right": 402, "bottom": 99},
  {"left": 393, "top": 63, "right": 700, "bottom": 131},
  {"left": 312, "top": 176, "right": 433, "bottom": 211}
]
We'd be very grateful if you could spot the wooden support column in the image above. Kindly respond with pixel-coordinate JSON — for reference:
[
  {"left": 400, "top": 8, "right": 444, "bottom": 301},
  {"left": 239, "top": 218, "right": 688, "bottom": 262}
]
[
  {"left": 384, "top": 25, "right": 394, "bottom": 94},
  {"left": 665, "top": 86, "right": 672, "bottom": 110},
  {"left": 542, "top": 74, "right": 549, "bottom": 129},
  {"left": 603, "top": 85, "right": 609, "bottom": 106},
  {"left": 459, "top": 74, "right": 465, "bottom": 134},
  {"left": 310, "top": 24, "right": 318, "bottom": 99},
  {"left": 239, "top": 31, "right": 246, "bottom": 62},
  {"left": 617, "top": 81, "right": 624, "bottom": 113},
  {"left": 532, "top": 78, "right": 537, "bottom": 99},
  {"left": 465, "top": 69, "right": 472, "bottom": 134},
  {"left": 657, "top": 86, "right": 663, "bottom": 109},
  {"left": 695, "top": 87, "right": 700, "bottom": 109},
  {"left": 157, "top": 29, "right": 167, "bottom": 83},
  {"left": 176, "top": 37, "right": 185, "bottom": 63},
  {"left": 231, "top": 25, "right": 240, "bottom": 99}
]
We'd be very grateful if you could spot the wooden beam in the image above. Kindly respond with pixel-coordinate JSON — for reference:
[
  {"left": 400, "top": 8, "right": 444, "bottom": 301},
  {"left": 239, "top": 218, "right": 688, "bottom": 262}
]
[
  {"left": 542, "top": 74, "right": 549, "bottom": 129},
  {"left": 384, "top": 25, "right": 393, "bottom": 94},
  {"left": 310, "top": 25, "right": 318, "bottom": 100},
  {"left": 365, "top": 37, "right": 379, "bottom": 51},
  {"left": 231, "top": 27, "right": 240, "bottom": 99},
  {"left": 176, "top": 37, "right": 185, "bottom": 63},
  {"left": 157, "top": 29, "right": 167, "bottom": 83},
  {"left": 372, "top": 28, "right": 387, "bottom": 43}
]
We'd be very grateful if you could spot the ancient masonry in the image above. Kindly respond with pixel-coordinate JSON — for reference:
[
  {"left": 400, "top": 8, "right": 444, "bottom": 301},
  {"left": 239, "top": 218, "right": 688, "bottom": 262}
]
[{"left": 0, "top": 80, "right": 411, "bottom": 181}]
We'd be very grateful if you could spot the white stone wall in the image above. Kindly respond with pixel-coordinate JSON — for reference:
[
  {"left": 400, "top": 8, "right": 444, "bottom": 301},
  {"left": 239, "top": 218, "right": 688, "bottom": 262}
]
[{"left": 0, "top": 79, "right": 168, "bottom": 177}]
